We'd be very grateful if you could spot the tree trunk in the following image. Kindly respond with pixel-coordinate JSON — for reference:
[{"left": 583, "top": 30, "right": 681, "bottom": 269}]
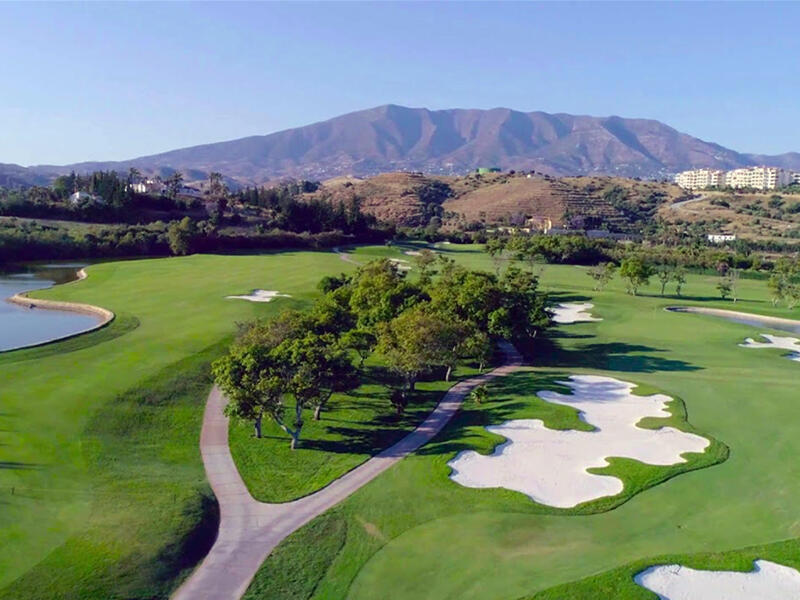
[
  {"left": 253, "top": 414, "right": 262, "bottom": 439},
  {"left": 445, "top": 365, "right": 452, "bottom": 382},
  {"left": 291, "top": 402, "right": 304, "bottom": 450},
  {"left": 313, "top": 404, "right": 322, "bottom": 420}
]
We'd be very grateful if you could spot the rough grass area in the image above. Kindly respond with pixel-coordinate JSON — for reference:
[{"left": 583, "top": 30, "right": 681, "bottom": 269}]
[{"left": 0, "top": 345, "right": 221, "bottom": 599}]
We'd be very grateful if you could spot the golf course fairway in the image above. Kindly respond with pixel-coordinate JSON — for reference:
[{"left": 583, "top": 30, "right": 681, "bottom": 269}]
[
  {"left": 3, "top": 244, "right": 800, "bottom": 599},
  {"left": 242, "top": 245, "right": 800, "bottom": 600}
]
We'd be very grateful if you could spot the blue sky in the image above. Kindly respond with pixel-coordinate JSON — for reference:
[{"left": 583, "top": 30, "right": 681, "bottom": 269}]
[{"left": 1, "top": 1, "right": 798, "bottom": 165}]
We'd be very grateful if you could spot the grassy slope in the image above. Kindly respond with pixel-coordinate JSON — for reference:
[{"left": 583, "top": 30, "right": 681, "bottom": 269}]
[
  {"left": 245, "top": 246, "right": 800, "bottom": 600},
  {"left": 0, "top": 251, "right": 353, "bottom": 596}
]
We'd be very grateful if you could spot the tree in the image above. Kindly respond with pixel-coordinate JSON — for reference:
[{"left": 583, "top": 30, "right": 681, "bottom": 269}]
[
  {"left": 619, "top": 257, "right": 653, "bottom": 296},
  {"left": 768, "top": 274, "right": 786, "bottom": 307},
  {"left": 212, "top": 341, "right": 283, "bottom": 440},
  {"left": 348, "top": 259, "right": 423, "bottom": 329},
  {"left": 413, "top": 249, "right": 438, "bottom": 286},
  {"left": 167, "top": 216, "right": 197, "bottom": 255},
  {"left": 376, "top": 309, "right": 464, "bottom": 413},
  {"left": 656, "top": 265, "right": 673, "bottom": 296},
  {"left": 485, "top": 237, "right": 507, "bottom": 274},
  {"left": 587, "top": 262, "right": 617, "bottom": 291},
  {"left": 207, "top": 171, "right": 226, "bottom": 197},
  {"left": 673, "top": 267, "right": 687, "bottom": 297},
  {"left": 728, "top": 268, "right": 740, "bottom": 303},
  {"left": 717, "top": 279, "right": 732, "bottom": 300},
  {"left": 341, "top": 327, "right": 375, "bottom": 367},
  {"left": 165, "top": 172, "right": 184, "bottom": 200},
  {"left": 488, "top": 266, "right": 550, "bottom": 345},
  {"left": 769, "top": 258, "right": 799, "bottom": 308}
]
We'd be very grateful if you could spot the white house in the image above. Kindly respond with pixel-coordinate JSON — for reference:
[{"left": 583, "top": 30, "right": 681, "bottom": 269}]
[{"left": 708, "top": 233, "right": 736, "bottom": 244}]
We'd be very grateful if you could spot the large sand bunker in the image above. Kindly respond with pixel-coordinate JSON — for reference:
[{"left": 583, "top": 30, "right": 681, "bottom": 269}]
[
  {"left": 225, "top": 290, "right": 291, "bottom": 303},
  {"left": 448, "top": 375, "right": 709, "bottom": 508},
  {"left": 635, "top": 559, "right": 800, "bottom": 599},
  {"left": 549, "top": 302, "right": 601, "bottom": 324},
  {"left": 740, "top": 334, "right": 800, "bottom": 362}
]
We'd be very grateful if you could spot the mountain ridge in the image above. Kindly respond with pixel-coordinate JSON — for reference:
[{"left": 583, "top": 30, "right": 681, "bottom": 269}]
[{"left": 5, "top": 104, "right": 800, "bottom": 186}]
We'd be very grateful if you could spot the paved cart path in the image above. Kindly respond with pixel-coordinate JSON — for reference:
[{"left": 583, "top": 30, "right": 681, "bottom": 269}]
[{"left": 172, "top": 342, "right": 523, "bottom": 600}]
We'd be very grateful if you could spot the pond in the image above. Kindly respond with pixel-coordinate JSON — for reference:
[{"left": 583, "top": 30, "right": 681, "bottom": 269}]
[{"left": 0, "top": 263, "right": 103, "bottom": 352}]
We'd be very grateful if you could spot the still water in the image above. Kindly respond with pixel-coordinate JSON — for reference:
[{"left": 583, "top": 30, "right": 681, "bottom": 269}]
[{"left": 0, "top": 263, "right": 102, "bottom": 352}]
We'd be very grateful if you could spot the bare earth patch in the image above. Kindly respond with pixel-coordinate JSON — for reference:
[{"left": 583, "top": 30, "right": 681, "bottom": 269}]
[
  {"left": 635, "top": 559, "right": 800, "bottom": 599},
  {"left": 448, "top": 375, "right": 709, "bottom": 508}
]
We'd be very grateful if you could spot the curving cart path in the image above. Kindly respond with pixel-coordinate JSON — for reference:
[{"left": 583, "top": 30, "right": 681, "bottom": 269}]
[{"left": 172, "top": 341, "right": 523, "bottom": 600}]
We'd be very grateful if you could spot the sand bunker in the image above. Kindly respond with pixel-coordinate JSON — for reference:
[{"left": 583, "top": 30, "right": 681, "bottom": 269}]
[
  {"left": 388, "top": 258, "right": 412, "bottom": 271},
  {"left": 225, "top": 290, "right": 291, "bottom": 303},
  {"left": 448, "top": 375, "right": 709, "bottom": 508},
  {"left": 549, "top": 302, "right": 602, "bottom": 324},
  {"left": 403, "top": 250, "right": 422, "bottom": 256},
  {"left": 740, "top": 334, "right": 800, "bottom": 362},
  {"left": 635, "top": 559, "right": 800, "bottom": 599}
]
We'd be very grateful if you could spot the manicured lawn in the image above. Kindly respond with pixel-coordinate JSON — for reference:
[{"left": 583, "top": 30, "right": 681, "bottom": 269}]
[
  {"left": 0, "top": 251, "right": 355, "bottom": 597},
  {"left": 231, "top": 355, "right": 488, "bottom": 503},
  {"left": 245, "top": 257, "right": 800, "bottom": 600}
]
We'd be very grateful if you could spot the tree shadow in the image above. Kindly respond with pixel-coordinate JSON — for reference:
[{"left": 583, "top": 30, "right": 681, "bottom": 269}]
[
  {"left": 538, "top": 338, "right": 702, "bottom": 373},
  {"left": 303, "top": 389, "right": 443, "bottom": 455},
  {"left": 548, "top": 291, "right": 593, "bottom": 303},
  {"left": 0, "top": 461, "right": 42, "bottom": 470}
]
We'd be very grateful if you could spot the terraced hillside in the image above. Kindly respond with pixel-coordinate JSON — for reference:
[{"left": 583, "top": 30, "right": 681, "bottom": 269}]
[{"left": 305, "top": 171, "right": 689, "bottom": 231}]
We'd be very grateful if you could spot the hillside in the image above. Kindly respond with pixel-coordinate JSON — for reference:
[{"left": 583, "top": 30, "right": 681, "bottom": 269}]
[
  {"left": 5, "top": 105, "right": 800, "bottom": 186},
  {"left": 659, "top": 188, "right": 800, "bottom": 243},
  {"left": 304, "top": 171, "right": 689, "bottom": 230}
]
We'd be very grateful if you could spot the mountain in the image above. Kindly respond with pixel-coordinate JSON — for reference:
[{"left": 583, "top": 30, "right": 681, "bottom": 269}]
[{"left": 4, "top": 105, "right": 800, "bottom": 185}]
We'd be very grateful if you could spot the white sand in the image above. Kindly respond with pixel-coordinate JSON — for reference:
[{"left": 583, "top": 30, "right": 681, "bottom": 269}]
[
  {"left": 388, "top": 258, "right": 412, "bottom": 271},
  {"left": 448, "top": 375, "right": 709, "bottom": 508},
  {"left": 549, "top": 302, "right": 602, "bottom": 324},
  {"left": 635, "top": 559, "right": 800, "bottom": 599},
  {"left": 740, "top": 334, "right": 800, "bottom": 362},
  {"left": 225, "top": 290, "right": 291, "bottom": 303},
  {"left": 403, "top": 250, "right": 422, "bottom": 256}
]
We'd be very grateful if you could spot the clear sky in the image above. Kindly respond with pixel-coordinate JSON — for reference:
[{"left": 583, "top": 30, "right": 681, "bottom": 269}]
[{"left": 2, "top": 1, "right": 799, "bottom": 166}]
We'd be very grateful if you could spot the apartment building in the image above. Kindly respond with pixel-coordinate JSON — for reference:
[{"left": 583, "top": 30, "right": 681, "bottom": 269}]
[
  {"left": 674, "top": 169, "right": 726, "bottom": 189},
  {"left": 675, "top": 166, "right": 796, "bottom": 190}
]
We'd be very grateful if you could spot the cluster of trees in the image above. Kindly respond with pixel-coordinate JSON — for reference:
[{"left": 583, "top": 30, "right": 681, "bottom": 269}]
[
  {"left": 235, "top": 182, "right": 377, "bottom": 235},
  {"left": 0, "top": 216, "right": 387, "bottom": 265},
  {"left": 213, "top": 257, "right": 550, "bottom": 449},
  {"left": 0, "top": 171, "right": 194, "bottom": 224},
  {"left": 485, "top": 234, "right": 614, "bottom": 270}
]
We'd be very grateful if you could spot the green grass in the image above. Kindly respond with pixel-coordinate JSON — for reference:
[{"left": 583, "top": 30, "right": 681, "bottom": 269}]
[
  {"left": 5, "top": 244, "right": 800, "bottom": 599},
  {"left": 244, "top": 256, "right": 800, "bottom": 600},
  {"left": 231, "top": 357, "right": 486, "bottom": 503},
  {"left": 0, "top": 250, "right": 359, "bottom": 597}
]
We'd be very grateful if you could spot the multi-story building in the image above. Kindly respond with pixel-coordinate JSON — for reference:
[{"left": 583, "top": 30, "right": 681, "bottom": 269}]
[
  {"left": 724, "top": 166, "right": 794, "bottom": 190},
  {"left": 674, "top": 169, "right": 726, "bottom": 189},
  {"left": 675, "top": 166, "right": 796, "bottom": 190}
]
